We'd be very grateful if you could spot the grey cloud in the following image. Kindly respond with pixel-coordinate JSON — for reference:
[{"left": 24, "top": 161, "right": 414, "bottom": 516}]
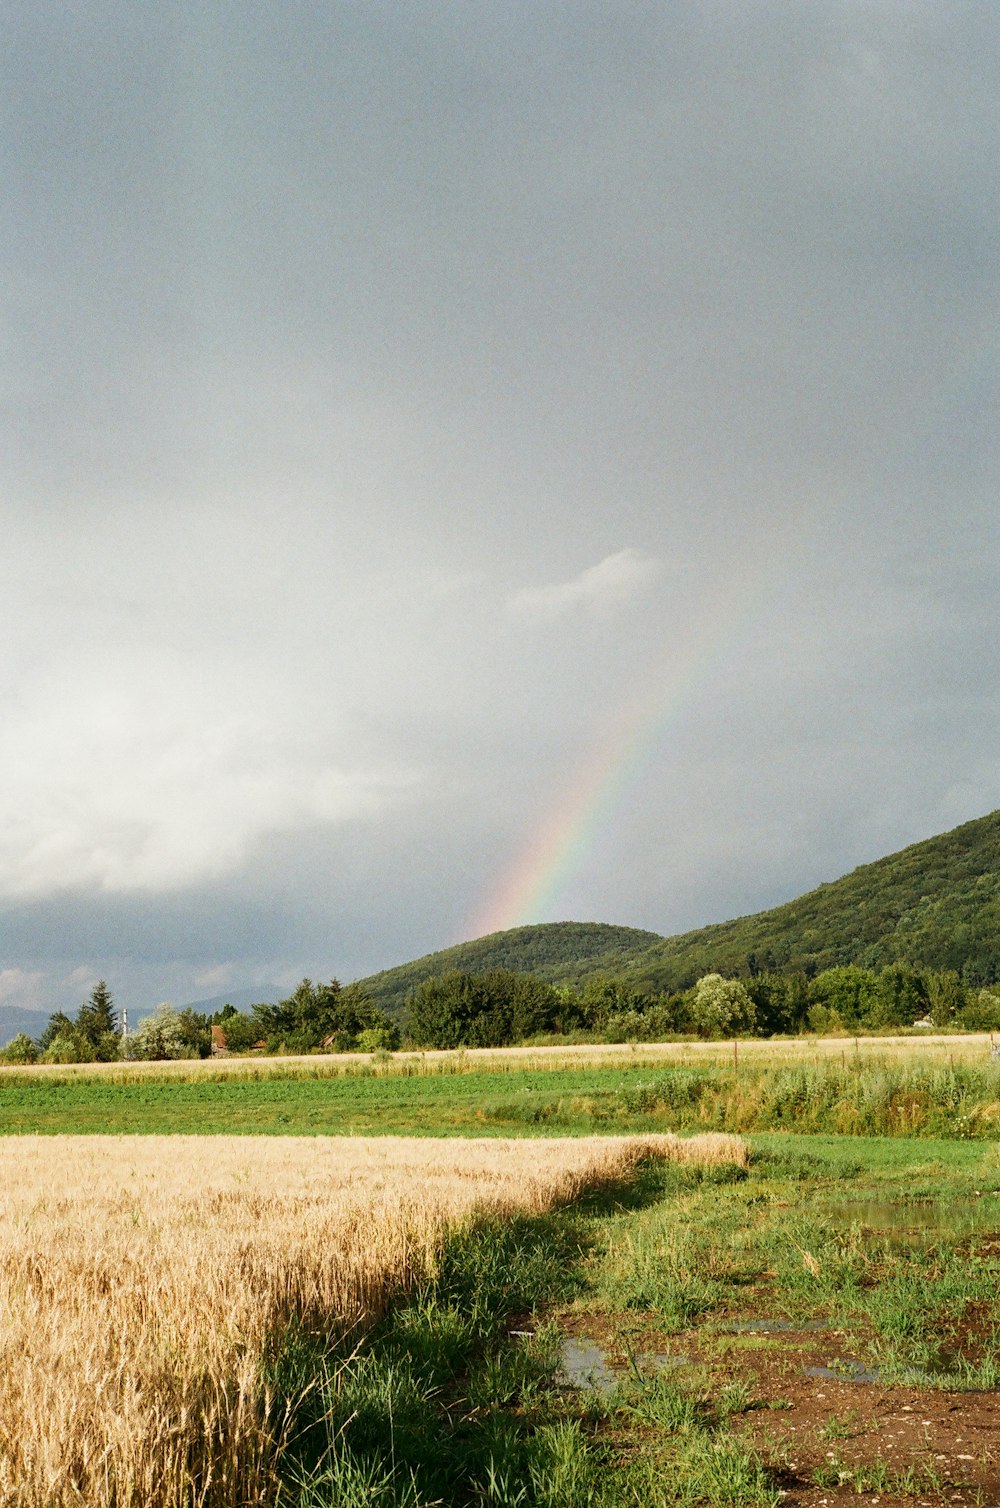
[{"left": 2, "top": 3, "right": 999, "bottom": 1013}]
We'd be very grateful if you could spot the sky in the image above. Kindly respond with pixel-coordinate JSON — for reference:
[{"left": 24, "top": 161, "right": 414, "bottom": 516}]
[{"left": 3, "top": 2, "right": 999, "bottom": 1017}]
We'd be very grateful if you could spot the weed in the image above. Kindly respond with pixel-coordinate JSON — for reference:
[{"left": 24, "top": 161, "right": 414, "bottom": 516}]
[
  {"left": 812, "top": 1452, "right": 945, "bottom": 1494},
  {"left": 819, "top": 1409, "right": 861, "bottom": 1441}
]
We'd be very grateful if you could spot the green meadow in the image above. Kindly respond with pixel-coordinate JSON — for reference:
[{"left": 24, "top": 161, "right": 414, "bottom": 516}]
[
  {"left": 276, "top": 1131, "right": 1000, "bottom": 1506},
  {"left": 3, "top": 1050, "right": 1000, "bottom": 1139}
]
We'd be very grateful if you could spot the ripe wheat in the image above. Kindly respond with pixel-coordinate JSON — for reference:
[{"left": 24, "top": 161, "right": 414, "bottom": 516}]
[{"left": 0, "top": 1132, "right": 742, "bottom": 1506}]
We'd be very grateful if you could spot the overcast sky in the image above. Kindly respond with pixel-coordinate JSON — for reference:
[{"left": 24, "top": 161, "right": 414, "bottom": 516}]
[{"left": 3, "top": 2, "right": 999, "bottom": 1015}]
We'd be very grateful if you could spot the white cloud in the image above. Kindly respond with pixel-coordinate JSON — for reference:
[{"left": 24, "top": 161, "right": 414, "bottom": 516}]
[
  {"left": 64, "top": 966, "right": 98, "bottom": 992},
  {"left": 506, "top": 549, "right": 661, "bottom": 622},
  {"left": 0, "top": 650, "right": 412, "bottom": 899}
]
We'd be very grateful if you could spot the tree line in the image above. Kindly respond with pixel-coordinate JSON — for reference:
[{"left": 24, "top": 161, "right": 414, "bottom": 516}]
[
  {"left": 1, "top": 978, "right": 399, "bottom": 1064},
  {"left": 5, "top": 958, "right": 999, "bottom": 1066},
  {"left": 403, "top": 961, "right": 1000, "bottom": 1047}
]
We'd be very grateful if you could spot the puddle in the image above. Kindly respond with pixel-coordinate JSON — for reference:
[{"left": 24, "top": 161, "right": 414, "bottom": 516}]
[
  {"left": 634, "top": 1351, "right": 692, "bottom": 1372},
  {"left": 803, "top": 1360, "right": 881, "bottom": 1385},
  {"left": 822, "top": 1197, "right": 996, "bottom": 1249},
  {"left": 555, "top": 1338, "right": 693, "bottom": 1394},
  {"left": 556, "top": 1338, "right": 618, "bottom": 1396},
  {"left": 803, "top": 1347, "right": 969, "bottom": 1388}
]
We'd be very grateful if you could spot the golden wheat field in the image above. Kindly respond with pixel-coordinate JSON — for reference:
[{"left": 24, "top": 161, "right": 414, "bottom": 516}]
[{"left": 0, "top": 1132, "right": 744, "bottom": 1508}]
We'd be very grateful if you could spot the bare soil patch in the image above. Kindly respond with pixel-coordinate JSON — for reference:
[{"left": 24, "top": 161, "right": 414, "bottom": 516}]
[{"left": 556, "top": 1307, "right": 999, "bottom": 1506}]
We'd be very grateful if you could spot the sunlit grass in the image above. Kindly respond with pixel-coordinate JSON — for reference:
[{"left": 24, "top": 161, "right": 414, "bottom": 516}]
[
  {"left": 586, "top": 1134, "right": 1000, "bottom": 1389},
  {"left": 0, "top": 1028, "right": 993, "bottom": 1085}
]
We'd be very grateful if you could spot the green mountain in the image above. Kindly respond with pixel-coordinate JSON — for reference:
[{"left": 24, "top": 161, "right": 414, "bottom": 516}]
[
  {"left": 626, "top": 809, "right": 1000, "bottom": 993},
  {"left": 359, "top": 922, "right": 663, "bottom": 1018},
  {"left": 360, "top": 811, "right": 1000, "bottom": 1015}
]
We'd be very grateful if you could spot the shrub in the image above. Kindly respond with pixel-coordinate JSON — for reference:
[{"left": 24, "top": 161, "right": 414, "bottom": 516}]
[
  {"left": 355, "top": 1026, "right": 400, "bottom": 1054},
  {"left": 121, "top": 1004, "right": 198, "bottom": 1061},
  {"left": 690, "top": 975, "right": 757, "bottom": 1038},
  {"left": 956, "top": 991, "right": 1000, "bottom": 1032},
  {"left": 807, "top": 1004, "right": 844, "bottom": 1034},
  {"left": 2, "top": 1033, "right": 37, "bottom": 1065},
  {"left": 41, "top": 1030, "right": 95, "bottom": 1064}
]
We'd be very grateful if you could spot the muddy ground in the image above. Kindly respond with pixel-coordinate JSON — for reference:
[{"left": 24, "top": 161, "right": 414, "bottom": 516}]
[{"left": 553, "top": 1309, "right": 1000, "bottom": 1507}]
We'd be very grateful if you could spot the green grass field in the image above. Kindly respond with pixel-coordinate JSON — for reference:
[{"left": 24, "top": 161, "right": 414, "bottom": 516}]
[
  {"left": 3, "top": 1051, "right": 999, "bottom": 1139},
  {"left": 278, "top": 1132, "right": 1000, "bottom": 1505}
]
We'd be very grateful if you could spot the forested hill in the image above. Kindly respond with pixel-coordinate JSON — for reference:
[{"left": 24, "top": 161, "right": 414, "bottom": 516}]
[
  {"left": 626, "top": 809, "right": 1000, "bottom": 993},
  {"left": 360, "top": 811, "right": 1000, "bottom": 1014},
  {"left": 359, "top": 922, "right": 664, "bottom": 1018}
]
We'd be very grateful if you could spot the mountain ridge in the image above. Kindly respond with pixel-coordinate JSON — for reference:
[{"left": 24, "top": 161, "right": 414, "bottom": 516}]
[
  {"left": 359, "top": 810, "right": 1000, "bottom": 1014},
  {"left": 359, "top": 922, "right": 663, "bottom": 1017}
]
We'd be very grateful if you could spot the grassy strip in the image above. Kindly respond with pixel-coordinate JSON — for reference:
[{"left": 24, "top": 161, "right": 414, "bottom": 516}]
[
  {"left": 0, "top": 1066, "right": 650, "bottom": 1134},
  {"left": 588, "top": 1135, "right": 1000, "bottom": 1389},
  {"left": 3, "top": 1056, "right": 1000, "bottom": 1137},
  {"left": 273, "top": 1211, "right": 596, "bottom": 1506},
  {"left": 271, "top": 1168, "right": 781, "bottom": 1508},
  {"left": 0, "top": 1031, "right": 992, "bottom": 1088},
  {"left": 480, "top": 1059, "right": 1000, "bottom": 1139}
]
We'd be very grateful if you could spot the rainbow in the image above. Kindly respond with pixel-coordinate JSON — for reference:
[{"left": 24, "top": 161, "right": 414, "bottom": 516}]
[{"left": 468, "top": 576, "right": 765, "bottom": 939}]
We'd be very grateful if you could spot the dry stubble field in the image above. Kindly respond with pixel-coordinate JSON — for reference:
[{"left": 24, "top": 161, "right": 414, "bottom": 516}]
[{"left": 0, "top": 1131, "right": 744, "bottom": 1507}]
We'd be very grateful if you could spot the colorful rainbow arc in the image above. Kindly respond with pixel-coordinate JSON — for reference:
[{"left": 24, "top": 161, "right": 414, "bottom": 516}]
[{"left": 468, "top": 578, "right": 765, "bottom": 940}]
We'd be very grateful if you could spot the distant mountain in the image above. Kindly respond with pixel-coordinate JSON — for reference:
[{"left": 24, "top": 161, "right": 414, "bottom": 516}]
[
  {"left": 359, "top": 811, "right": 1000, "bottom": 1016},
  {"left": 358, "top": 922, "right": 664, "bottom": 1018},
  {"left": 175, "top": 986, "right": 286, "bottom": 1017},
  {"left": 0, "top": 1006, "right": 52, "bottom": 1049},
  {"left": 8, "top": 811, "right": 999, "bottom": 1049}
]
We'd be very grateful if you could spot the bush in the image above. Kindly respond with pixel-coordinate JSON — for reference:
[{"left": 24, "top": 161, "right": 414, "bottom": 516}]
[
  {"left": 956, "top": 991, "right": 1000, "bottom": 1032},
  {"left": 807, "top": 1004, "right": 844, "bottom": 1034},
  {"left": 41, "top": 1030, "right": 95, "bottom": 1064},
  {"left": 121, "top": 1004, "right": 198, "bottom": 1061},
  {"left": 2, "top": 1033, "right": 37, "bottom": 1064},
  {"left": 603, "top": 1009, "right": 650, "bottom": 1043},
  {"left": 406, "top": 969, "right": 562, "bottom": 1049},
  {"left": 690, "top": 975, "right": 757, "bottom": 1038},
  {"left": 215, "top": 1008, "right": 265, "bottom": 1054},
  {"left": 355, "top": 1025, "right": 400, "bottom": 1054}
]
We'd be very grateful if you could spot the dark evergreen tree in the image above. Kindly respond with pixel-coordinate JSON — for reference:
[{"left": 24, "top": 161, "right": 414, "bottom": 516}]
[
  {"left": 76, "top": 980, "right": 119, "bottom": 1057},
  {"left": 38, "top": 1011, "right": 75, "bottom": 1052}
]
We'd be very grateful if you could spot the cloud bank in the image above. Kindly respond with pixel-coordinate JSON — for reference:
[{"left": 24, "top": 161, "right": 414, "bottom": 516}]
[{"left": 2, "top": 3, "right": 998, "bottom": 1015}]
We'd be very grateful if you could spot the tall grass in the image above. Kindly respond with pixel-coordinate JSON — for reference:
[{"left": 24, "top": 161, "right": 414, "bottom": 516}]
[
  {"left": 0, "top": 1132, "right": 739, "bottom": 1506},
  {"left": 0, "top": 1029, "right": 993, "bottom": 1087},
  {"left": 481, "top": 1057, "right": 1000, "bottom": 1138},
  {"left": 632, "top": 1058, "right": 1000, "bottom": 1137}
]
